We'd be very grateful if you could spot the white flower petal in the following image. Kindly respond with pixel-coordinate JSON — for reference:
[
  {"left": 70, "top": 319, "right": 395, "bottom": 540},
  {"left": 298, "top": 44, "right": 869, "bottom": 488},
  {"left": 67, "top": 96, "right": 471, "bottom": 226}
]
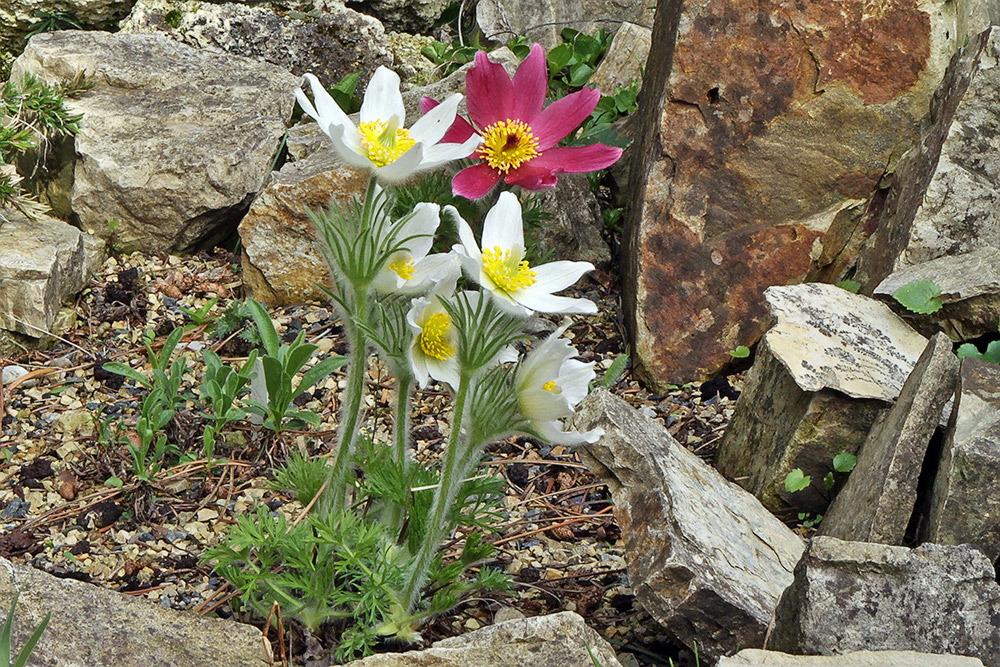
[
  {"left": 528, "top": 261, "right": 595, "bottom": 294},
  {"left": 361, "top": 66, "right": 406, "bottom": 126},
  {"left": 408, "top": 93, "right": 462, "bottom": 146},
  {"left": 396, "top": 203, "right": 440, "bottom": 260},
  {"left": 452, "top": 208, "right": 483, "bottom": 266},
  {"left": 407, "top": 253, "right": 461, "bottom": 295},
  {"left": 482, "top": 192, "right": 525, "bottom": 251},
  {"left": 420, "top": 134, "right": 484, "bottom": 167},
  {"left": 513, "top": 291, "right": 598, "bottom": 314},
  {"left": 425, "top": 355, "right": 460, "bottom": 390},
  {"left": 374, "top": 143, "right": 426, "bottom": 183},
  {"left": 520, "top": 387, "right": 572, "bottom": 421},
  {"left": 486, "top": 290, "right": 532, "bottom": 316},
  {"left": 558, "top": 359, "right": 596, "bottom": 407},
  {"left": 327, "top": 123, "right": 374, "bottom": 168},
  {"left": 534, "top": 420, "right": 604, "bottom": 446}
]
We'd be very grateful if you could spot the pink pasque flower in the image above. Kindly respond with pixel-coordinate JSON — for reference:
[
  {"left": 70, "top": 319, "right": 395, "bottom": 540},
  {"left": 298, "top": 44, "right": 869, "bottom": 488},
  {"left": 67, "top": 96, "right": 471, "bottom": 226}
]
[{"left": 421, "top": 44, "right": 622, "bottom": 199}]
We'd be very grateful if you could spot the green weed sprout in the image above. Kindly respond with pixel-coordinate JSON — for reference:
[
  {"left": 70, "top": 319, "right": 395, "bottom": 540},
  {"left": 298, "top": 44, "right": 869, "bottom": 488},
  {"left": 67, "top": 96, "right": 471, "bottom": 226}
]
[{"left": 1, "top": 591, "right": 50, "bottom": 667}]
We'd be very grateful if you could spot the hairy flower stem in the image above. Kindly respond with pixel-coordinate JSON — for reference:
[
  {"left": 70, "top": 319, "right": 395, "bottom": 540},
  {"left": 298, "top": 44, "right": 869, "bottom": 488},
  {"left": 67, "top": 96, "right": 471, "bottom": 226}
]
[
  {"left": 327, "top": 287, "right": 369, "bottom": 515},
  {"left": 402, "top": 371, "right": 472, "bottom": 613},
  {"left": 384, "top": 370, "right": 413, "bottom": 539}
]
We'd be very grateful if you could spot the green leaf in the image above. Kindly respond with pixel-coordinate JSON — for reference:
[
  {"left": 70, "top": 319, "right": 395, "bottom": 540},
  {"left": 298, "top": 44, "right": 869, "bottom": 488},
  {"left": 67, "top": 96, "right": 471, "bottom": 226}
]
[
  {"left": 730, "top": 345, "right": 751, "bottom": 359},
  {"left": 547, "top": 43, "right": 573, "bottom": 73},
  {"left": 567, "top": 63, "right": 595, "bottom": 87},
  {"left": 784, "top": 468, "right": 811, "bottom": 493},
  {"left": 101, "top": 362, "right": 151, "bottom": 388},
  {"left": 105, "top": 476, "right": 123, "bottom": 488},
  {"left": 600, "top": 354, "right": 630, "bottom": 388},
  {"left": 984, "top": 340, "right": 1000, "bottom": 365},
  {"left": 833, "top": 452, "right": 857, "bottom": 473},
  {"left": 824, "top": 472, "right": 835, "bottom": 489},
  {"left": 957, "top": 342, "right": 983, "bottom": 360},
  {"left": 13, "top": 610, "right": 50, "bottom": 667},
  {"left": 892, "top": 280, "right": 943, "bottom": 314},
  {"left": 246, "top": 299, "right": 280, "bottom": 356},
  {"left": 836, "top": 279, "right": 862, "bottom": 293}
]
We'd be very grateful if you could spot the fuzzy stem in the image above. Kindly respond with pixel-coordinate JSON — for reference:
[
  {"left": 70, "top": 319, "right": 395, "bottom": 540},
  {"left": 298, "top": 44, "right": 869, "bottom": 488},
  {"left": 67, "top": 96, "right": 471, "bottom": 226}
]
[
  {"left": 383, "top": 368, "right": 413, "bottom": 539},
  {"left": 402, "top": 371, "right": 472, "bottom": 613}
]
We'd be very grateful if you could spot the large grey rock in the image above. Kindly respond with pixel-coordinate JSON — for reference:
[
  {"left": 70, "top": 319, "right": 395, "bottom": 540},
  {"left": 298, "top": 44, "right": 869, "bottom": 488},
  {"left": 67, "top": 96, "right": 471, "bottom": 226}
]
[
  {"left": 573, "top": 388, "right": 804, "bottom": 660},
  {"left": 0, "top": 556, "right": 269, "bottom": 666},
  {"left": 927, "top": 357, "right": 1000, "bottom": 561},
  {"left": 354, "top": 0, "right": 451, "bottom": 33},
  {"left": 715, "top": 283, "right": 927, "bottom": 514},
  {"left": 720, "top": 649, "right": 985, "bottom": 666},
  {"left": 536, "top": 173, "right": 610, "bottom": 266},
  {"left": 766, "top": 537, "right": 1000, "bottom": 664},
  {"left": 893, "top": 28, "right": 1000, "bottom": 270},
  {"left": 0, "top": 208, "right": 101, "bottom": 337},
  {"left": 10, "top": 30, "right": 297, "bottom": 254},
  {"left": 239, "top": 148, "right": 367, "bottom": 305},
  {"left": 819, "top": 333, "right": 959, "bottom": 544},
  {"left": 119, "top": 0, "right": 392, "bottom": 87},
  {"left": 345, "top": 612, "right": 622, "bottom": 666},
  {"left": 476, "top": 0, "right": 655, "bottom": 51},
  {"left": 875, "top": 248, "right": 1000, "bottom": 341},
  {"left": 588, "top": 21, "right": 650, "bottom": 95}
]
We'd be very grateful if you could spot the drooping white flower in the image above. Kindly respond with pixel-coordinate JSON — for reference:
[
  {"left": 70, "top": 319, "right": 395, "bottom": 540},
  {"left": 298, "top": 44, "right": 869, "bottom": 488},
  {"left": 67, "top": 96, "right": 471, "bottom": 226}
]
[
  {"left": 295, "top": 68, "right": 482, "bottom": 183},
  {"left": 515, "top": 323, "right": 603, "bottom": 445},
  {"left": 406, "top": 280, "right": 463, "bottom": 390},
  {"left": 451, "top": 193, "right": 598, "bottom": 316},
  {"left": 371, "top": 203, "right": 459, "bottom": 295}
]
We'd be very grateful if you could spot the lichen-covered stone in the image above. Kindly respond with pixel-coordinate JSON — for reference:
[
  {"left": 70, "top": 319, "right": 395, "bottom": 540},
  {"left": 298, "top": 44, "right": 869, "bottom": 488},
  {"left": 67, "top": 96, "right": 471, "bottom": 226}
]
[
  {"left": 476, "top": 0, "right": 654, "bottom": 51},
  {"left": 721, "top": 649, "right": 985, "bottom": 666},
  {"left": 120, "top": 0, "right": 392, "bottom": 86},
  {"left": 9, "top": 30, "right": 297, "bottom": 254},
  {"left": 766, "top": 537, "right": 1000, "bottom": 664},
  {"left": 819, "top": 333, "right": 959, "bottom": 545},
  {"left": 927, "top": 357, "right": 1000, "bottom": 561},
  {"left": 355, "top": 0, "right": 451, "bottom": 33},
  {"left": 0, "top": 556, "right": 270, "bottom": 666},
  {"left": 573, "top": 388, "right": 804, "bottom": 660},
  {"left": 588, "top": 21, "right": 650, "bottom": 95},
  {"left": 536, "top": 173, "right": 610, "bottom": 266},
  {"left": 874, "top": 247, "right": 1000, "bottom": 341},
  {"left": 625, "top": 0, "right": 970, "bottom": 387}
]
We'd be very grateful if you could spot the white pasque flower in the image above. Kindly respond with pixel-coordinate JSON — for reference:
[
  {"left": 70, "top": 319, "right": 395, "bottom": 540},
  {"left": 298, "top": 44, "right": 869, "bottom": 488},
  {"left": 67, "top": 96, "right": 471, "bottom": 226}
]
[
  {"left": 372, "top": 202, "right": 456, "bottom": 295},
  {"left": 406, "top": 277, "right": 463, "bottom": 390},
  {"left": 451, "top": 193, "right": 598, "bottom": 316},
  {"left": 516, "top": 323, "right": 603, "bottom": 445},
  {"left": 295, "top": 67, "right": 482, "bottom": 183}
]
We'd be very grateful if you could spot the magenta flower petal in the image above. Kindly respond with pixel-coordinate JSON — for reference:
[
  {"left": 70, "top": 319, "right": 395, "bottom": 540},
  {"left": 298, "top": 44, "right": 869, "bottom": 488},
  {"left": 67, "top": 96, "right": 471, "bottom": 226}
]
[
  {"left": 466, "top": 50, "right": 515, "bottom": 130},
  {"left": 420, "top": 96, "right": 478, "bottom": 144},
  {"left": 505, "top": 144, "right": 623, "bottom": 190},
  {"left": 531, "top": 87, "right": 602, "bottom": 150},
  {"left": 512, "top": 44, "right": 548, "bottom": 122},
  {"left": 453, "top": 163, "right": 503, "bottom": 199},
  {"left": 504, "top": 165, "right": 560, "bottom": 191}
]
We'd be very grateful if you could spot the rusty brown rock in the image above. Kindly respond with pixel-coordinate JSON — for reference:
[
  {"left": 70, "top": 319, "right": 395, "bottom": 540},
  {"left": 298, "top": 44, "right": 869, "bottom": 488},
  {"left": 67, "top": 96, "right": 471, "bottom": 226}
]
[
  {"left": 625, "top": 0, "right": 965, "bottom": 388},
  {"left": 239, "top": 145, "right": 367, "bottom": 306}
]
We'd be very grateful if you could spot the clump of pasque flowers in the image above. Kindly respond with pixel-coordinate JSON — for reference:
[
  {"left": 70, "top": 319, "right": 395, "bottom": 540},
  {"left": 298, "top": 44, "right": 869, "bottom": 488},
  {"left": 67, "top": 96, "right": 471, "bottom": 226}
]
[{"left": 209, "top": 46, "right": 618, "bottom": 659}]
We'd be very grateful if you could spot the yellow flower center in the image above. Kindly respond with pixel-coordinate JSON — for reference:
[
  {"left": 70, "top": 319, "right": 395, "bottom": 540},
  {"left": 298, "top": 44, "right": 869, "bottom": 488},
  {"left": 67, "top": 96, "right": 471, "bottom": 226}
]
[
  {"left": 419, "top": 312, "right": 455, "bottom": 361},
  {"left": 388, "top": 255, "right": 415, "bottom": 280},
  {"left": 542, "top": 380, "right": 561, "bottom": 394},
  {"left": 480, "top": 119, "right": 540, "bottom": 173},
  {"left": 358, "top": 119, "right": 415, "bottom": 167},
  {"left": 482, "top": 246, "right": 536, "bottom": 293}
]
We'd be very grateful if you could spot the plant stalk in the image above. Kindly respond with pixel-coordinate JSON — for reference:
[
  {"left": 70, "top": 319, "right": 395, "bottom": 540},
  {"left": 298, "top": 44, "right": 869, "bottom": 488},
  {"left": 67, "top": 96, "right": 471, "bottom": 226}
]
[{"left": 384, "top": 369, "right": 413, "bottom": 539}]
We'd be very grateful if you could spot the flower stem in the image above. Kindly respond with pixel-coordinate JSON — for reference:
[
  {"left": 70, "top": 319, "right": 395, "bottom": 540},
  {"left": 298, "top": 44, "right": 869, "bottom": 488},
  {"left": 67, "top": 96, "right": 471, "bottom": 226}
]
[
  {"left": 402, "top": 371, "right": 472, "bottom": 613},
  {"left": 384, "top": 369, "right": 413, "bottom": 539}
]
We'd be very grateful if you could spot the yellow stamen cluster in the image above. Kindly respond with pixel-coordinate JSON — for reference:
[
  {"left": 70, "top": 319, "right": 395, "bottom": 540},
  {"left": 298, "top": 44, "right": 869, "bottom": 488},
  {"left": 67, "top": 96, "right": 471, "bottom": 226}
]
[
  {"left": 482, "top": 246, "right": 536, "bottom": 293},
  {"left": 388, "top": 255, "right": 415, "bottom": 280},
  {"left": 358, "top": 120, "right": 415, "bottom": 167},
  {"left": 542, "top": 380, "right": 561, "bottom": 394},
  {"left": 419, "top": 312, "right": 455, "bottom": 360},
  {"left": 480, "top": 119, "right": 540, "bottom": 173}
]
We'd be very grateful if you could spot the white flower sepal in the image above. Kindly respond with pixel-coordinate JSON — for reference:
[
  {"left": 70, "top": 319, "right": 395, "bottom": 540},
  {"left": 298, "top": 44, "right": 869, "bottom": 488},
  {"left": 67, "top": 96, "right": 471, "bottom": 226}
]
[
  {"left": 516, "top": 323, "right": 603, "bottom": 445},
  {"left": 450, "top": 194, "right": 598, "bottom": 316},
  {"left": 295, "top": 68, "right": 482, "bottom": 183}
]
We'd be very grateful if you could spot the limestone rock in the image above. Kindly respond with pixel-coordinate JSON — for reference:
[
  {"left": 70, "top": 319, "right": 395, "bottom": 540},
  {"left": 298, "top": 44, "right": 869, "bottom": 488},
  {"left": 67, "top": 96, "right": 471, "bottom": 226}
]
[
  {"left": 851, "top": 27, "right": 990, "bottom": 287},
  {"left": 239, "top": 148, "right": 367, "bottom": 305},
  {"left": 589, "top": 22, "right": 651, "bottom": 95},
  {"left": 355, "top": 0, "right": 451, "bottom": 33},
  {"left": 720, "top": 649, "right": 985, "bottom": 666},
  {"left": 573, "top": 388, "right": 804, "bottom": 660},
  {"left": 819, "top": 333, "right": 959, "bottom": 544},
  {"left": 119, "top": 0, "right": 392, "bottom": 86},
  {"left": 625, "top": 0, "right": 968, "bottom": 387},
  {"left": 0, "top": 208, "right": 100, "bottom": 337},
  {"left": 10, "top": 30, "right": 297, "bottom": 254},
  {"left": 536, "top": 173, "right": 610, "bottom": 266},
  {"left": 766, "top": 537, "right": 1000, "bottom": 663},
  {"left": 927, "top": 357, "right": 1000, "bottom": 561},
  {"left": 715, "top": 283, "right": 928, "bottom": 513},
  {"left": 476, "top": 0, "right": 654, "bottom": 51},
  {"left": 0, "top": 556, "right": 270, "bottom": 666},
  {"left": 344, "top": 612, "right": 622, "bottom": 666},
  {"left": 894, "top": 28, "right": 1000, "bottom": 270},
  {"left": 874, "top": 248, "right": 1000, "bottom": 341}
]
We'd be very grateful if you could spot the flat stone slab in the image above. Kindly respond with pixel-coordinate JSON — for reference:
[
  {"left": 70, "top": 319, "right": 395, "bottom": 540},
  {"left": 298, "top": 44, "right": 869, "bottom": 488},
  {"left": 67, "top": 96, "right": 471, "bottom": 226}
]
[
  {"left": 928, "top": 357, "right": 1000, "bottom": 560},
  {"left": 721, "top": 649, "right": 984, "bottom": 666},
  {"left": 820, "top": 332, "right": 959, "bottom": 544},
  {"left": 0, "top": 208, "right": 100, "bottom": 337},
  {"left": 0, "top": 556, "right": 270, "bottom": 666},
  {"left": 766, "top": 537, "right": 1000, "bottom": 664},
  {"left": 573, "top": 388, "right": 804, "bottom": 660},
  {"left": 345, "top": 612, "right": 622, "bottom": 666}
]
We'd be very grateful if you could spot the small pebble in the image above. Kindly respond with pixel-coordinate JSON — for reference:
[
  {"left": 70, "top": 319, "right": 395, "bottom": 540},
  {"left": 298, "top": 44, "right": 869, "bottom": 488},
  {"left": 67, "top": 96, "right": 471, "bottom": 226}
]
[{"left": 1, "top": 365, "right": 29, "bottom": 385}]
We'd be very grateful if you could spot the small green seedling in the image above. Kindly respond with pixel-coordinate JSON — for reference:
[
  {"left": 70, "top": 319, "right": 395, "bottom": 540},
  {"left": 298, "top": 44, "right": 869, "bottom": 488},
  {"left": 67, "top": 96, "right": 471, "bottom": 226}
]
[
  {"left": 836, "top": 279, "right": 862, "bottom": 293},
  {"left": 893, "top": 280, "right": 942, "bottom": 314},
  {"left": 730, "top": 345, "right": 751, "bottom": 359},
  {"left": 784, "top": 468, "right": 811, "bottom": 493}
]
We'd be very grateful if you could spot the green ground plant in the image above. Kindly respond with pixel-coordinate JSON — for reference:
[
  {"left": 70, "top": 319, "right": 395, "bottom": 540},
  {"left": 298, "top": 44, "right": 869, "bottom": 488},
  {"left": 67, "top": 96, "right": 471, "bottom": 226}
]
[{"left": 1, "top": 591, "right": 50, "bottom": 667}]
